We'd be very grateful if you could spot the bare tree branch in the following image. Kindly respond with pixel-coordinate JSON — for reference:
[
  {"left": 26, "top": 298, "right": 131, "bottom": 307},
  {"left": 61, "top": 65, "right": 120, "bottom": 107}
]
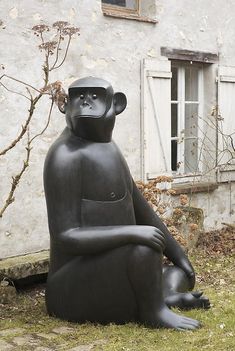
[
  {"left": 30, "top": 98, "right": 54, "bottom": 143},
  {"left": 0, "top": 97, "right": 36, "bottom": 156},
  {"left": 0, "top": 129, "right": 32, "bottom": 218},
  {"left": 0, "top": 74, "right": 41, "bottom": 93},
  {"left": 0, "top": 81, "right": 31, "bottom": 100}
]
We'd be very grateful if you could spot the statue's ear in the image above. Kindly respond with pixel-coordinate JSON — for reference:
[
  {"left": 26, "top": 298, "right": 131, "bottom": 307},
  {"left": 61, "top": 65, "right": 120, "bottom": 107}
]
[
  {"left": 57, "top": 94, "right": 68, "bottom": 114},
  {"left": 113, "top": 92, "right": 127, "bottom": 115}
]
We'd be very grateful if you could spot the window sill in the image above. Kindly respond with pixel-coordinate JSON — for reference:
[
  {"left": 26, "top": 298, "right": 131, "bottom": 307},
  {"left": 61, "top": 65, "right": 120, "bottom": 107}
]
[
  {"left": 171, "top": 182, "right": 218, "bottom": 195},
  {"left": 102, "top": 10, "right": 157, "bottom": 23}
]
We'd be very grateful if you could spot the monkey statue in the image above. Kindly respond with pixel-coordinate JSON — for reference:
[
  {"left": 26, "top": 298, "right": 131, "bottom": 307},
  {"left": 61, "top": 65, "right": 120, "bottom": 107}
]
[{"left": 44, "top": 77, "right": 210, "bottom": 329}]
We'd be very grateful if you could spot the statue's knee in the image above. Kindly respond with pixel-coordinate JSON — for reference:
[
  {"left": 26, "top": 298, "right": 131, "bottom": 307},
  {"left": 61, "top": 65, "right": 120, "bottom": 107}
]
[{"left": 131, "top": 245, "right": 161, "bottom": 264}]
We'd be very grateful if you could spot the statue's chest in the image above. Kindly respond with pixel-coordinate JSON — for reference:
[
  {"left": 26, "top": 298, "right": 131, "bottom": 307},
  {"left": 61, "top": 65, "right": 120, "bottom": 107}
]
[{"left": 80, "top": 144, "right": 130, "bottom": 202}]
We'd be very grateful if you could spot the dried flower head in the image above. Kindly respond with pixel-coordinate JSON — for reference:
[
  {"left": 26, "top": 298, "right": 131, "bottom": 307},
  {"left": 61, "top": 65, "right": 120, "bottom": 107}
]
[
  {"left": 32, "top": 24, "right": 50, "bottom": 35},
  {"left": 179, "top": 194, "right": 188, "bottom": 206},
  {"left": 173, "top": 208, "right": 183, "bottom": 217},
  {"left": 39, "top": 41, "right": 58, "bottom": 55},
  {"left": 154, "top": 176, "right": 173, "bottom": 184},
  {"left": 189, "top": 223, "right": 199, "bottom": 232},
  {"left": 53, "top": 21, "right": 69, "bottom": 30},
  {"left": 62, "top": 26, "right": 80, "bottom": 37},
  {"left": 41, "top": 81, "right": 67, "bottom": 109}
]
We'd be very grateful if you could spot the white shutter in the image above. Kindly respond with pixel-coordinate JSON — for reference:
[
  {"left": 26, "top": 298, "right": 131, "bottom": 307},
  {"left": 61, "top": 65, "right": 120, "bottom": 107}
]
[
  {"left": 218, "top": 65, "right": 235, "bottom": 182},
  {"left": 141, "top": 58, "right": 172, "bottom": 181}
]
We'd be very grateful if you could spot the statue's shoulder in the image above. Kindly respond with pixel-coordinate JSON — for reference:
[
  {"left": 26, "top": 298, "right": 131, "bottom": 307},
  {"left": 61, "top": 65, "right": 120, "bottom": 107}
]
[{"left": 44, "top": 128, "right": 83, "bottom": 172}]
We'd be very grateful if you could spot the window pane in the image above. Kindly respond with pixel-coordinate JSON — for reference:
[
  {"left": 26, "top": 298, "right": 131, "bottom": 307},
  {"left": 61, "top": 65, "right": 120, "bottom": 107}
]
[
  {"left": 171, "top": 103, "right": 178, "bottom": 137},
  {"left": 184, "top": 104, "right": 198, "bottom": 173},
  {"left": 102, "top": 0, "right": 126, "bottom": 6},
  {"left": 171, "top": 67, "right": 178, "bottom": 101},
  {"left": 185, "top": 66, "right": 199, "bottom": 101},
  {"left": 171, "top": 140, "right": 178, "bottom": 171},
  {"left": 102, "top": 0, "right": 138, "bottom": 9}
]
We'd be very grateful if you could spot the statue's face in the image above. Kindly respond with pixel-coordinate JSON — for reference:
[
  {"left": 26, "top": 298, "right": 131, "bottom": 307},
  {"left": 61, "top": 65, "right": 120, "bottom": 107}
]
[
  {"left": 62, "top": 77, "right": 127, "bottom": 141},
  {"left": 69, "top": 87, "right": 107, "bottom": 119}
]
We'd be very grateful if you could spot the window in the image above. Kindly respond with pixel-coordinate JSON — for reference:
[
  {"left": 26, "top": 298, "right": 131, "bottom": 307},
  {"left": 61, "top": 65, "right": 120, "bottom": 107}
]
[
  {"left": 101, "top": 0, "right": 157, "bottom": 23},
  {"left": 102, "top": 0, "right": 139, "bottom": 12},
  {"left": 141, "top": 56, "right": 218, "bottom": 182},
  {"left": 171, "top": 63, "right": 203, "bottom": 175}
]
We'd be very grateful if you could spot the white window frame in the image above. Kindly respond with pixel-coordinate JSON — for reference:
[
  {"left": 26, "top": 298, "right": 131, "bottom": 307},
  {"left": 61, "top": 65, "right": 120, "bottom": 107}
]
[
  {"left": 171, "top": 62, "right": 204, "bottom": 182},
  {"left": 101, "top": 0, "right": 157, "bottom": 23},
  {"left": 101, "top": 0, "right": 140, "bottom": 15}
]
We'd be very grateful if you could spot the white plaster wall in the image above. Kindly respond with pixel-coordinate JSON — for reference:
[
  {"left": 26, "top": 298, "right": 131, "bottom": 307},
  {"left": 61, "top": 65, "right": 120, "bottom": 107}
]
[
  {"left": 174, "top": 183, "right": 235, "bottom": 231},
  {"left": 0, "top": 0, "right": 235, "bottom": 258}
]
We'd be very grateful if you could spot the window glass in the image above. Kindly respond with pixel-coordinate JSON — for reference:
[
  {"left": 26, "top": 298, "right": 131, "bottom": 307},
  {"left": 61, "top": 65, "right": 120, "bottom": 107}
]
[
  {"left": 171, "top": 103, "right": 178, "bottom": 137},
  {"left": 102, "top": 0, "right": 138, "bottom": 10},
  {"left": 171, "top": 140, "right": 178, "bottom": 171},
  {"left": 171, "top": 67, "right": 178, "bottom": 101},
  {"left": 184, "top": 104, "right": 198, "bottom": 173},
  {"left": 171, "top": 63, "right": 202, "bottom": 174},
  {"left": 185, "top": 66, "right": 199, "bottom": 101}
]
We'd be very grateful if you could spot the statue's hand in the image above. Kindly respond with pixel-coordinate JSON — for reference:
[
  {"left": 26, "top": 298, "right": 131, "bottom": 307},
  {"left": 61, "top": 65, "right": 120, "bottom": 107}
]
[
  {"left": 178, "top": 259, "right": 196, "bottom": 289},
  {"left": 131, "top": 226, "right": 165, "bottom": 252}
]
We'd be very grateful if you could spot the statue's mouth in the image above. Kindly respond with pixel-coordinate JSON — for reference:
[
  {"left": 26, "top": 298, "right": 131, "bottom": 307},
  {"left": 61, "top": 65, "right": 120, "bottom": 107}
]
[{"left": 73, "top": 115, "right": 103, "bottom": 119}]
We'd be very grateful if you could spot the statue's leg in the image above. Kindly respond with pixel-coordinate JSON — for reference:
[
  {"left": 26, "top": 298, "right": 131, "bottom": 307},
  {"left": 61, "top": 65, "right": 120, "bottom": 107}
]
[
  {"left": 163, "top": 265, "right": 210, "bottom": 310},
  {"left": 46, "top": 245, "right": 138, "bottom": 323},
  {"left": 127, "top": 245, "right": 201, "bottom": 329},
  {"left": 46, "top": 245, "right": 201, "bottom": 329}
]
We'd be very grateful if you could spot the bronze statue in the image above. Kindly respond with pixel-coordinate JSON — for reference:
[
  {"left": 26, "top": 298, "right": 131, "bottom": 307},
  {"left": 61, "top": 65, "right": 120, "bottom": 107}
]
[{"left": 44, "top": 77, "right": 210, "bottom": 329}]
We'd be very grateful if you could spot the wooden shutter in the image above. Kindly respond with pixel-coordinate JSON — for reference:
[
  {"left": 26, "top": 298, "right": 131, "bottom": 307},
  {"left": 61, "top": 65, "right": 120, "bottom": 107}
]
[
  {"left": 217, "top": 65, "right": 235, "bottom": 182},
  {"left": 141, "top": 58, "right": 172, "bottom": 181}
]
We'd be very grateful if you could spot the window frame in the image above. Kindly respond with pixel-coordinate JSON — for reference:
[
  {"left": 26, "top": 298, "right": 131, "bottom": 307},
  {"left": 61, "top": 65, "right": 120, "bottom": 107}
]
[
  {"left": 101, "top": 0, "right": 140, "bottom": 16},
  {"left": 170, "top": 61, "right": 204, "bottom": 179},
  {"left": 101, "top": 0, "right": 157, "bottom": 23}
]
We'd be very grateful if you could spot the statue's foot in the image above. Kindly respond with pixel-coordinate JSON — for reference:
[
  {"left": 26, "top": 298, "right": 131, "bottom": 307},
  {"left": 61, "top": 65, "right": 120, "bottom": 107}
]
[
  {"left": 165, "top": 291, "right": 210, "bottom": 310},
  {"left": 153, "top": 306, "right": 201, "bottom": 330}
]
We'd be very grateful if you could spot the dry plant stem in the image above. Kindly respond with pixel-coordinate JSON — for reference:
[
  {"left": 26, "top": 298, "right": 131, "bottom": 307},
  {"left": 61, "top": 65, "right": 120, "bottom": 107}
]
[
  {"left": 0, "top": 130, "right": 31, "bottom": 218},
  {"left": 0, "top": 21, "right": 79, "bottom": 217},
  {"left": 0, "top": 98, "right": 54, "bottom": 217},
  {"left": 30, "top": 99, "right": 54, "bottom": 143},
  {"left": 0, "top": 97, "right": 38, "bottom": 156},
  {"left": 0, "top": 64, "right": 49, "bottom": 156},
  {"left": 50, "top": 34, "right": 62, "bottom": 70},
  {"left": 51, "top": 35, "right": 71, "bottom": 70},
  {"left": 0, "top": 80, "right": 31, "bottom": 101},
  {"left": 0, "top": 74, "right": 41, "bottom": 94}
]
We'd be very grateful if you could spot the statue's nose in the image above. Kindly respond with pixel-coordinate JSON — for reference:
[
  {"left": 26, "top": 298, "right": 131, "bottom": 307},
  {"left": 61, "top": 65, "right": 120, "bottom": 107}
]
[{"left": 82, "top": 100, "right": 90, "bottom": 107}]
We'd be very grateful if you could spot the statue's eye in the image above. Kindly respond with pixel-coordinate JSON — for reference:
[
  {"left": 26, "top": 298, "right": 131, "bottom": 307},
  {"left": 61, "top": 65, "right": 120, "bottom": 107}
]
[
  {"left": 80, "top": 94, "right": 84, "bottom": 99},
  {"left": 92, "top": 94, "right": 97, "bottom": 99}
]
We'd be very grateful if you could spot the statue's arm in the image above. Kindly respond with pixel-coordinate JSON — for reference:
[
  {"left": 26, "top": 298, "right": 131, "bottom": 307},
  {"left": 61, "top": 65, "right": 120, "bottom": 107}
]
[
  {"left": 132, "top": 180, "right": 195, "bottom": 287},
  {"left": 43, "top": 149, "right": 165, "bottom": 256},
  {"left": 56, "top": 225, "right": 165, "bottom": 256}
]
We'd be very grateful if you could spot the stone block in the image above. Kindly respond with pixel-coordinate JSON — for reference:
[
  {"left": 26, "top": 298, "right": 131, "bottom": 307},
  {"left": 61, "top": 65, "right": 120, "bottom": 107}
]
[{"left": 0, "top": 250, "right": 49, "bottom": 281}]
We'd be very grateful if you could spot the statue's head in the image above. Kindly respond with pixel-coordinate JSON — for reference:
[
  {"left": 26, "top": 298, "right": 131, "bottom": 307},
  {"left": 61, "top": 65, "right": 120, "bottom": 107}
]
[{"left": 59, "top": 77, "right": 127, "bottom": 142}]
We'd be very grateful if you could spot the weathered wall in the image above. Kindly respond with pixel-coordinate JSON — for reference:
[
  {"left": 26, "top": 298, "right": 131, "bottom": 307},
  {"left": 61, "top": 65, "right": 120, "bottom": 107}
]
[{"left": 0, "top": 0, "right": 235, "bottom": 258}]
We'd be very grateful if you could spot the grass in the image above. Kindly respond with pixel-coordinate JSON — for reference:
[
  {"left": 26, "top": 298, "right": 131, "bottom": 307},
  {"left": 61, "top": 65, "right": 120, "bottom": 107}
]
[{"left": 0, "top": 251, "right": 234, "bottom": 351}]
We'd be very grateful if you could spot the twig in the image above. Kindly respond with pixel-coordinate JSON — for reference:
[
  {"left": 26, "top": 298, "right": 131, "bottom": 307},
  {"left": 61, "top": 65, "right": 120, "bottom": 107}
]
[
  {"left": 0, "top": 97, "right": 37, "bottom": 156},
  {"left": 30, "top": 98, "right": 54, "bottom": 143},
  {"left": 222, "top": 222, "right": 235, "bottom": 229},
  {"left": 50, "top": 33, "right": 62, "bottom": 70},
  {"left": 51, "top": 35, "right": 71, "bottom": 70},
  {"left": 0, "top": 74, "right": 41, "bottom": 93},
  {"left": 0, "top": 129, "right": 32, "bottom": 218},
  {"left": 0, "top": 81, "right": 31, "bottom": 100}
]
